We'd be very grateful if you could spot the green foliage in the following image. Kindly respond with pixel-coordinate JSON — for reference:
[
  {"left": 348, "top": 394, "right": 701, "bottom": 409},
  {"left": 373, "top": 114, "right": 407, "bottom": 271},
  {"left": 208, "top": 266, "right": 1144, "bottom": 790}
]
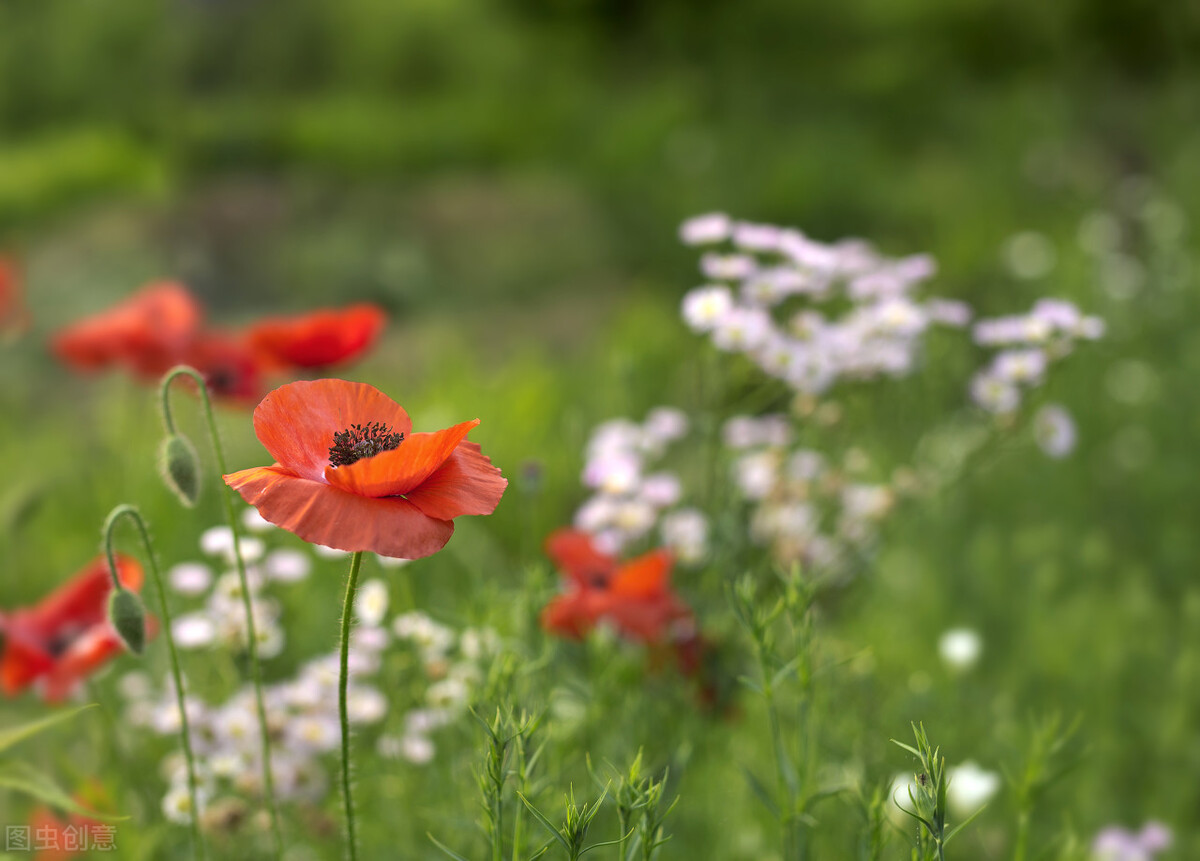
[{"left": 0, "top": 2, "right": 1196, "bottom": 858}]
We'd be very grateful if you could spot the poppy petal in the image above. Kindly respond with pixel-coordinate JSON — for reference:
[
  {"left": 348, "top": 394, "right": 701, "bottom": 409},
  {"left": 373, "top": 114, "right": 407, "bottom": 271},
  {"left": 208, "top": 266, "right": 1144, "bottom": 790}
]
[
  {"left": 253, "top": 380, "right": 414, "bottom": 482},
  {"left": 402, "top": 441, "right": 508, "bottom": 520},
  {"left": 609, "top": 550, "right": 673, "bottom": 598},
  {"left": 22, "top": 555, "right": 143, "bottom": 641},
  {"left": 51, "top": 281, "right": 203, "bottom": 376},
  {"left": 540, "top": 591, "right": 609, "bottom": 640},
  {"left": 247, "top": 304, "right": 387, "bottom": 369},
  {"left": 40, "top": 626, "right": 125, "bottom": 703},
  {"left": 545, "top": 529, "right": 617, "bottom": 587},
  {"left": 224, "top": 465, "right": 454, "bottom": 559},
  {"left": 0, "top": 634, "right": 55, "bottom": 696},
  {"left": 324, "top": 419, "right": 479, "bottom": 498}
]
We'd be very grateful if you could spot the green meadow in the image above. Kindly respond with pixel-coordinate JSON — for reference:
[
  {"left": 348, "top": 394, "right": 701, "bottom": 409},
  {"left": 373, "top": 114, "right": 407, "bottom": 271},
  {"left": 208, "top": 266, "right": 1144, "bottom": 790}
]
[{"left": 1, "top": 2, "right": 1196, "bottom": 859}]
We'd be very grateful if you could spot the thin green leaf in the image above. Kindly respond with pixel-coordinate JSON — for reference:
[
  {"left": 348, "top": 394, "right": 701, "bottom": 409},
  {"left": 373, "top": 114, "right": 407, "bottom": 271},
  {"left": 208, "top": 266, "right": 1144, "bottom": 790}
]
[
  {"left": 426, "top": 832, "right": 472, "bottom": 861},
  {"left": 890, "top": 739, "right": 922, "bottom": 759},
  {"left": 736, "top": 675, "right": 764, "bottom": 695},
  {"left": 579, "top": 829, "right": 635, "bottom": 856},
  {"left": 770, "top": 654, "right": 804, "bottom": 689},
  {"left": 740, "top": 766, "right": 781, "bottom": 820},
  {"left": 517, "top": 792, "right": 571, "bottom": 852},
  {"left": 0, "top": 704, "right": 98, "bottom": 755},
  {"left": 0, "top": 761, "right": 126, "bottom": 821},
  {"left": 944, "top": 803, "right": 989, "bottom": 845},
  {"left": 526, "top": 838, "right": 555, "bottom": 860}
]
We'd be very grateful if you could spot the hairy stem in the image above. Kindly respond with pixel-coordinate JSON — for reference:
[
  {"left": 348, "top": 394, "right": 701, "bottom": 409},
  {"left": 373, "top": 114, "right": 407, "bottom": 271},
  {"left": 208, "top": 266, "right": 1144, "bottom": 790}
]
[
  {"left": 104, "top": 504, "right": 206, "bottom": 860},
  {"left": 338, "top": 551, "right": 365, "bottom": 861},
  {"left": 161, "top": 365, "right": 284, "bottom": 856}
]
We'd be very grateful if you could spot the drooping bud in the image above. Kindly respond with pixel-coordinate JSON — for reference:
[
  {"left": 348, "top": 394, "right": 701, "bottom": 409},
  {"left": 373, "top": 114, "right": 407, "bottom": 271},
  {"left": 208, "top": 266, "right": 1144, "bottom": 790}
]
[
  {"left": 158, "top": 434, "right": 201, "bottom": 508},
  {"left": 108, "top": 588, "right": 147, "bottom": 655}
]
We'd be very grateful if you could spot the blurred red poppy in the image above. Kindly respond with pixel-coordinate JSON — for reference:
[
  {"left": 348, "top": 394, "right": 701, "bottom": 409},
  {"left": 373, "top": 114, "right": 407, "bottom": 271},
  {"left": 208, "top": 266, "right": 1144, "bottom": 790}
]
[
  {"left": 0, "top": 555, "right": 146, "bottom": 703},
  {"left": 246, "top": 303, "right": 387, "bottom": 370},
  {"left": 52, "top": 284, "right": 389, "bottom": 404},
  {"left": 0, "top": 256, "right": 31, "bottom": 340},
  {"left": 541, "top": 529, "right": 693, "bottom": 643},
  {"left": 28, "top": 805, "right": 103, "bottom": 861},
  {"left": 183, "top": 330, "right": 266, "bottom": 403},
  {"left": 26, "top": 782, "right": 115, "bottom": 861},
  {"left": 51, "top": 281, "right": 203, "bottom": 378},
  {"left": 224, "top": 379, "right": 507, "bottom": 558}
]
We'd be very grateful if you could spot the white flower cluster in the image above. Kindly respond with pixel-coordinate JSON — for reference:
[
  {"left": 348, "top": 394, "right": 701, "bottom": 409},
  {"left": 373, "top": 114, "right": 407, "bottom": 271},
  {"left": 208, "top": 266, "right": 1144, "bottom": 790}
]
[
  {"left": 969, "top": 299, "right": 1104, "bottom": 414},
  {"left": 724, "top": 414, "right": 894, "bottom": 578},
  {"left": 679, "top": 213, "right": 971, "bottom": 394},
  {"left": 377, "top": 613, "right": 499, "bottom": 765},
  {"left": 575, "top": 407, "right": 708, "bottom": 563},
  {"left": 122, "top": 511, "right": 498, "bottom": 825}
]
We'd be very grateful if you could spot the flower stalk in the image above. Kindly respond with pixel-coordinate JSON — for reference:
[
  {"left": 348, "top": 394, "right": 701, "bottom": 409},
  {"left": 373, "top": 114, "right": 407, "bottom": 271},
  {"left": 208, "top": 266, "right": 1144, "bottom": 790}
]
[
  {"left": 338, "top": 550, "right": 365, "bottom": 861},
  {"left": 159, "top": 365, "right": 284, "bottom": 857},
  {"left": 103, "top": 504, "right": 205, "bottom": 860}
]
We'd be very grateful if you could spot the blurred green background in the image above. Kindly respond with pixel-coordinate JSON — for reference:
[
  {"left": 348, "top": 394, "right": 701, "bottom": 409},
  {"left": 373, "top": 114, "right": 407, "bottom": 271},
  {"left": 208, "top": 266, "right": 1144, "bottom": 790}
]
[{"left": 2, "top": 0, "right": 1199, "bottom": 857}]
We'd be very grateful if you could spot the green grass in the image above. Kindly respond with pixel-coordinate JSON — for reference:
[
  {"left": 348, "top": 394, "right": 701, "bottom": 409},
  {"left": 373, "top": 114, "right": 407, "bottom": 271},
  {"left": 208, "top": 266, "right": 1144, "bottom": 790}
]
[{"left": 1, "top": 3, "right": 1198, "bottom": 857}]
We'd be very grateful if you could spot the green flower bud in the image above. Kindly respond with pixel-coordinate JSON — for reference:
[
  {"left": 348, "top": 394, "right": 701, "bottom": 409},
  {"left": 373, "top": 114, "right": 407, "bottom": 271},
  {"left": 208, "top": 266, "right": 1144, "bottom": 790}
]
[
  {"left": 108, "top": 588, "right": 147, "bottom": 656},
  {"left": 159, "top": 433, "right": 201, "bottom": 508}
]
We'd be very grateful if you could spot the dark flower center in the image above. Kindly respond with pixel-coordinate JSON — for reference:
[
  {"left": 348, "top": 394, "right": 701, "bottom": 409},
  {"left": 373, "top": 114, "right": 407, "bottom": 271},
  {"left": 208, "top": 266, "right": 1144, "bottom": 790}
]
[{"left": 328, "top": 422, "right": 404, "bottom": 467}]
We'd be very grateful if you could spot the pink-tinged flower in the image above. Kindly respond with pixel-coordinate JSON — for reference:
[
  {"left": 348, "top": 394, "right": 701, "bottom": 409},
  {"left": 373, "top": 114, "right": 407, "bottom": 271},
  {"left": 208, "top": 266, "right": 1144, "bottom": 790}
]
[
  {"left": 970, "top": 372, "right": 1020, "bottom": 413},
  {"left": 711, "top": 306, "right": 772, "bottom": 352},
  {"left": 1034, "top": 403, "right": 1077, "bottom": 458},
  {"left": 700, "top": 252, "right": 757, "bottom": 281},
  {"left": 1092, "top": 821, "right": 1172, "bottom": 860},
  {"left": 223, "top": 379, "right": 507, "bottom": 559},
  {"left": 678, "top": 212, "right": 731, "bottom": 246},
  {"left": 990, "top": 348, "right": 1048, "bottom": 384},
  {"left": 681, "top": 285, "right": 733, "bottom": 333},
  {"left": 925, "top": 298, "right": 972, "bottom": 327},
  {"left": 1, "top": 555, "right": 146, "bottom": 702},
  {"left": 732, "top": 221, "right": 784, "bottom": 252}
]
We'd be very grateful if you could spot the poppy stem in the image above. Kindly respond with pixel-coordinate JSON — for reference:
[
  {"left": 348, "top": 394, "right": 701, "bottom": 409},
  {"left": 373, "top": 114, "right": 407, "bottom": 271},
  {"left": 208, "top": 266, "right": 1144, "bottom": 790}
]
[
  {"left": 338, "top": 550, "right": 364, "bottom": 861},
  {"left": 103, "top": 504, "right": 206, "bottom": 861},
  {"left": 159, "top": 364, "right": 286, "bottom": 858}
]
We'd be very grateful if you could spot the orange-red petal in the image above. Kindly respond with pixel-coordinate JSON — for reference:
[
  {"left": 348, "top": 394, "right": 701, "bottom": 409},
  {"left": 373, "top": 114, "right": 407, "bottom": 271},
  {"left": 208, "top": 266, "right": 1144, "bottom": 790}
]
[
  {"left": 545, "top": 528, "right": 616, "bottom": 587},
  {"left": 253, "top": 380, "right": 413, "bottom": 482},
  {"left": 0, "top": 634, "right": 55, "bottom": 696},
  {"left": 51, "top": 281, "right": 203, "bottom": 376},
  {"left": 40, "top": 626, "right": 125, "bottom": 703},
  {"left": 20, "top": 555, "right": 142, "bottom": 641},
  {"left": 247, "top": 303, "right": 387, "bottom": 370},
  {"left": 183, "top": 331, "right": 265, "bottom": 403},
  {"left": 224, "top": 464, "right": 454, "bottom": 558},
  {"left": 384, "top": 440, "right": 507, "bottom": 520},
  {"left": 609, "top": 549, "right": 673, "bottom": 598},
  {"left": 324, "top": 419, "right": 479, "bottom": 498}
]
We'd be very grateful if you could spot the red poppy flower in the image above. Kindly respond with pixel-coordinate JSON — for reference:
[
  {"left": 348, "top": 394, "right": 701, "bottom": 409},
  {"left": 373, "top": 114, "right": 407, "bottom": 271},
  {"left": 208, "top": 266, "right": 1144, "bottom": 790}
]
[
  {"left": 223, "top": 379, "right": 507, "bottom": 559},
  {"left": 1, "top": 555, "right": 146, "bottom": 703},
  {"left": 26, "top": 781, "right": 113, "bottom": 861},
  {"left": 182, "top": 330, "right": 266, "bottom": 403},
  {"left": 0, "top": 255, "right": 31, "bottom": 339},
  {"left": 541, "top": 529, "right": 692, "bottom": 643},
  {"left": 51, "top": 281, "right": 203, "bottom": 378},
  {"left": 245, "top": 303, "right": 387, "bottom": 371}
]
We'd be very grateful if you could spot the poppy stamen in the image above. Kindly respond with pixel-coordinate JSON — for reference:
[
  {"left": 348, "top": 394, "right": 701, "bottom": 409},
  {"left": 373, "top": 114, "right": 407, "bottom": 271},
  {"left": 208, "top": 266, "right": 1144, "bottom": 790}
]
[{"left": 328, "top": 422, "right": 405, "bottom": 467}]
